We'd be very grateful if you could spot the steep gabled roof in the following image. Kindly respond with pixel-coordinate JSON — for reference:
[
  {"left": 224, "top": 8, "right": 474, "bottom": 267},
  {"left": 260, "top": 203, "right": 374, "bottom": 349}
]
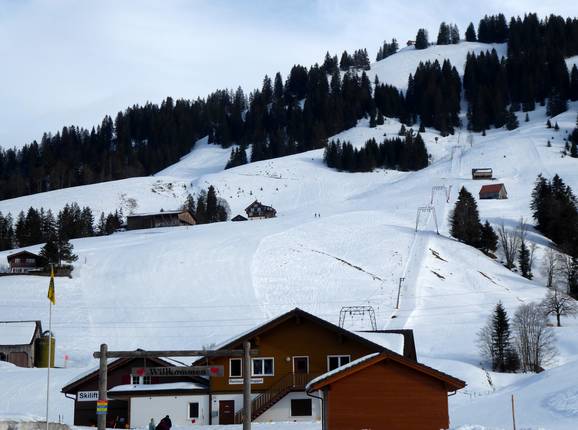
[
  {"left": 6, "top": 250, "right": 43, "bottom": 261},
  {"left": 307, "top": 351, "right": 466, "bottom": 393},
  {"left": 61, "top": 353, "right": 208, "bottom": 394},
  {"left": 479, "top": 183, "right": 506, "bottom": 194},
  {"left": 194, "top": 308, "right": 400, "bottom": 363},
  {"left": 0, "top": 320, "right": 42, "bottom": 345}
]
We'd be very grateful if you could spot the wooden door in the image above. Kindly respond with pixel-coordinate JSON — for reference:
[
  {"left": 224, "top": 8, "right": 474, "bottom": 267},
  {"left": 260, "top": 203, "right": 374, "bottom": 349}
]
[
  {"left": 219, "top": 400, "right": 235, "bottom": 425},
  {"left": 8, "top": 352, "right": 28, "bottom": 367},
  {"left": 293, "top": 356, "right": 309, "bottom": 374}
]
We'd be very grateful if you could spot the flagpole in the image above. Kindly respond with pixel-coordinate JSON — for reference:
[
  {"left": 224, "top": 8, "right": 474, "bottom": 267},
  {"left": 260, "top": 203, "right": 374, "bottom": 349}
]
[{"left": 46, "top": 264, "right": 53, "bottom": 430}]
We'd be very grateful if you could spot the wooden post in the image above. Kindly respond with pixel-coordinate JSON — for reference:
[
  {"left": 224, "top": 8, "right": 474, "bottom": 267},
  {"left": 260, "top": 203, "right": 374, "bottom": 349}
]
[
  {"left": 97, "top": 343, "right": 108, "bottom": 430},
  {"left": 395, "top": 277, "right": 405, "bottom": 309},
  {"left": 511, "top": 394, "right": 516, "bottom": 430},
  {"left": 243, "top": 341, "right": 251, "bottom": 430}
]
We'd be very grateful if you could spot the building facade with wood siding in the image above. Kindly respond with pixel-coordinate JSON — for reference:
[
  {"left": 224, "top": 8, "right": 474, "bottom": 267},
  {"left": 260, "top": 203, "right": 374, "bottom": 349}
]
[
  {"left": 126, "top": 210, "right": 197, "bottom": 230},
  {"left": 245, "top": 201, "right": 276, "bottom": 219},
  {"left": 6, "top": 251, "right": 46, "bottom": 273},
  {"left": 61, "top": 356, "right": 208, "bottom": 427},
  {"left": 479, "top": 183, "right": 508, "bottom": 199},
  {"left": 62, "top": 308, "right": 463, "bottom": 427},
  {"left": 195, "top": 308, "right": 415, "bottom": 425},
  {"left": 0, "top": 320, "right": 43, "bottom": 367},
  {"left": 471, "top": 168, "right": 493, "bottom": 180},
  {"left": 307, "top": 352, "right": 466, "bottom": 430}
]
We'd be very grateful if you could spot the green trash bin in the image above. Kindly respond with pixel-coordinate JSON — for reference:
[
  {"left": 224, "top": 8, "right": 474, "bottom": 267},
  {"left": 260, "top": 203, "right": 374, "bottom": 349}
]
[{"left": 35, "top": 331, "right": 55, "bottom": 368}]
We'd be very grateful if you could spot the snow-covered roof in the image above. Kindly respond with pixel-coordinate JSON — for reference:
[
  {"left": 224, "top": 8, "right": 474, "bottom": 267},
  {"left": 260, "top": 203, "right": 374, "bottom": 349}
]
[
  {"left": 306, "top": 353, "right": 380, "bottom": 391},
  {"left": 109, "top": 382, "right": 206, "bottom": 393},
  {"left": 128, "top": 210, "right": 186, "bottom": 217},
  {"left": 0, "top": 321, "right": 39, "bottom": 345},
  {"left": 354, "top": 331, "right": 405, "bottom": 355}
]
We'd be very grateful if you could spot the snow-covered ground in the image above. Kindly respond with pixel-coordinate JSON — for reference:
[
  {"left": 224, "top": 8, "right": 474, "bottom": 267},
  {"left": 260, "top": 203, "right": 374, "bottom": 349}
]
[{"left": 1, "top": 42, "right": 578, "bottom": 429}]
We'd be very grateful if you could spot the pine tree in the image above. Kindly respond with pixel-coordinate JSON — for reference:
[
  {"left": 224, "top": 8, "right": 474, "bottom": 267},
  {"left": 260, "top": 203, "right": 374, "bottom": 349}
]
[
  {"left": 58, "top": 236, "right": 78, "bottom": 266},
  {"left": 39, "top": 235, "right": 59, "bottom": 266},
  {"left": 505, "top": 111, "right": 519, "bottom": 130},
  {"left": 437, "top": 22, "right": 450, "bottom": 45},
  {"left": 480, "top": 221, "right": 498, "bottom": 254},
  {"left": 415, "top": 29, "right": 429, "bottom": 50},
  {"left": 491, "top": 302, "right": 515, "bottom": 372},
  {"left": 465, "top": 23, "right": 477, "bottom": 41},
  {"left": 518, "top": 241, "right": 532, "bottom": 279},
  {"left": 206, "top": 185, "right": 218, "bottom": 223},
  {"left": 450, "top": 187, "right": 482, "bottom": 247}
]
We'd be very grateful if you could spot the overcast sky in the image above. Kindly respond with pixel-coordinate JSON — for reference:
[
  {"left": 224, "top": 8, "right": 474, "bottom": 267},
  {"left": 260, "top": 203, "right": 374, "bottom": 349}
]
[{"left": 1, "top": 0, "right": 577, "bottom": 149}]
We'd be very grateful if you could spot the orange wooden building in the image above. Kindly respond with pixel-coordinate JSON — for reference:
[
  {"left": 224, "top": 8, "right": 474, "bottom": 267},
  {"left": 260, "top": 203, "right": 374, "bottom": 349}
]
[{"left": 307, "top": 352, "right": 466, "bottom": 430}]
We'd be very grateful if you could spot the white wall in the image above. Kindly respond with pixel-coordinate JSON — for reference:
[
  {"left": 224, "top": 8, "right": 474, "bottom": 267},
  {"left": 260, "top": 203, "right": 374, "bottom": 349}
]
[
  {"left": 130, "top": 395, "right": 209, "bottom": 427},
  {"left": 210, "top": 393, "right": 246, "bottom": 425},
  {"left": 256, "top": 391, "right": 321, "bottom": 423}
]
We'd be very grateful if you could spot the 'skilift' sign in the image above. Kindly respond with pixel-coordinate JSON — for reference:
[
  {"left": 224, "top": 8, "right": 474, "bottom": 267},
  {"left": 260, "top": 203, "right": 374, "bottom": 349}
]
[
  {"left": 77, "top": 391, "right": 99, "bottom": 401},
  {"left": 132, "top": 365, "right": 224, "bottom": 377}
]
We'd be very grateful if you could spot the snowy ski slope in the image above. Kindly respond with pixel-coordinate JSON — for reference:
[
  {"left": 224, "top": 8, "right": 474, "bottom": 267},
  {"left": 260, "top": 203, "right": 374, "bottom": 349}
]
[{"left": 0, "top": 43, "right": 578, "bottom": 429}]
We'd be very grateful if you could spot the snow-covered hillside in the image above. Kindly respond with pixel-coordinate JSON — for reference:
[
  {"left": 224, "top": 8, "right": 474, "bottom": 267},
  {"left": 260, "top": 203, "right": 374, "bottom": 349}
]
[
  {"left": 1, "top": 42, "right": 578, "bottom": 429},
  {"left": 369, "top": 42, "right": 507, "bottom": 90}
]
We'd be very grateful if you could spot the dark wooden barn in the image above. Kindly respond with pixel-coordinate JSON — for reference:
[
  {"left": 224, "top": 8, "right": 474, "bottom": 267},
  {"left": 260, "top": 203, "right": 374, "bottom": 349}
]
[
  {"left": 126, "top": 210, "right": 197, "bottom": 230},
  {"left": 0, "top": 320, "right": 43, "bottom": 367},
  {"left": 6, "top": 250, "right": 46, "bottom": 273},
  {"left": 479, "top": 183, "right": 508, "bottom": 200},
  {"left": 307, "top": 351, "right": 466, "bottom": 430},
  {"left": 471, "top": 168, "right": 493, "bottom": 180},
  {"left": 245, "top": 200, "right": 276, "bottom": 219}
]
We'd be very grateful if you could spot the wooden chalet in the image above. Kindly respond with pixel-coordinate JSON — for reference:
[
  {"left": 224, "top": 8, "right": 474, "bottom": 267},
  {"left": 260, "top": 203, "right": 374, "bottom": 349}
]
[
  {"left": 479, "top": 183, "right": 508, "bottom": 200},
  {"left": 126, "top": 209, "right": 197, "bottom": 231},
  {"left": 307, "top": 352, "right": 466, "bottom": 430},
  {"left": 471, "top": 168, "right": 493, "bottom": 180},
  {"left": 245, "top": 200, "right": 276, "bottom": 219},
  {"left": 6, "top": 250, "right": 46, "bottom": 273},
  {"left": 61, "top": 354, "right": 209, "bottom": 427},
  {"left": 63, "top": 309, "right": 462, "bottom": 427},
  {"left": 0, "top": 320, "right": 43, "bottom": 367},
  {"left": 194, "top": 308, "right": 417, "bottom": 425},
  {"left": 231, "top": 215, "right": 248, "bottom": 222}
]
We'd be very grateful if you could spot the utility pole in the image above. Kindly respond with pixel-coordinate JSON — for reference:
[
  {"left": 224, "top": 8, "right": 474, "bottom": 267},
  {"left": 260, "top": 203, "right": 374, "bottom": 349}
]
[
  {"left": 511, "top": 394, "right": 517, "bottom": 430},
  {"left": 97, "top": 343, "right": 108, "bottom": 430},
  {"left": 243, "top": 341, "right": 252, "bottom": 430},
  {"left": 395, "top": 277, "right": 405, "bottom": 309}
]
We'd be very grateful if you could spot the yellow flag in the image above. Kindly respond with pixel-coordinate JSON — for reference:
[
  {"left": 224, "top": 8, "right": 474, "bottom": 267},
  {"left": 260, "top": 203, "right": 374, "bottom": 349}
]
[{"left": 47, "top": 267, "right": 55, "bottom": 305}]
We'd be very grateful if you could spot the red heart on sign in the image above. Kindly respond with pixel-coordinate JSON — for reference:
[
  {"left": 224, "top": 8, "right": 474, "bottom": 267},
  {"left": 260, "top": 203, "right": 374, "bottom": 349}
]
[
  {"left": 135, "top": 368, "right": 145, "bottom": 376},
  {"left": 210, "top": 367, "right": 218, "bottom": 374}
]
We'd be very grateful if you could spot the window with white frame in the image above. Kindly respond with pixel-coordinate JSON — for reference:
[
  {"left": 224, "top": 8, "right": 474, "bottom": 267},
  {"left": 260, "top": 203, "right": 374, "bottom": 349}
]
[
  {"left": 252, "top": 357, "right": 274, "bottom": 376},
  {"left": 131, "top": 375, "right": 152, "bottom": 385},
  {"left": 230, "top": 358, "right": 242, "bottom": 377},
  {"left": 327, "top": 355, "right": 350, "bottom": 371}
]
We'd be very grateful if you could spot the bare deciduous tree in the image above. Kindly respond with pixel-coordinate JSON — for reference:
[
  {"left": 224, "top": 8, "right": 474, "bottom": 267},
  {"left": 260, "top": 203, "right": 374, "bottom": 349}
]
[
  {"left": 541, "top": 289, "right": 578, "bottom": 327},
  {"left": 512, "top": 302, "right": 557, "bottom": 372},
  {"left": 542, "top": 248, "right": 559, "bottom": 289},
  {"left": 497, "top": 221, "right": 520, "bottom": 269}
]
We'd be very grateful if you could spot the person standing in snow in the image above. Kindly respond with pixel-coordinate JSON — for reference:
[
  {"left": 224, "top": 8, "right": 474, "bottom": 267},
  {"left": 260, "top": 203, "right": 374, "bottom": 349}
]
[
  {"left": 148, "top": 418, "right": 155, "bottom": 430},
  {"left": 156, "top": 415, "right": 172, "bottom": 430}
]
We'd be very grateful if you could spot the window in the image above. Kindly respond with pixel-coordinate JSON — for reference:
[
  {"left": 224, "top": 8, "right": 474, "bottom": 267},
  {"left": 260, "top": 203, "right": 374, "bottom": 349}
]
[
  {"left": 189, "top": 402, "right": 199, "bottom": 419},
  {"left": 131, "top": 375, "right": 151, "bottom": 384},
  {"left": 327, "top": 355, "right": 350, "bottom": 371},
  {"left": 252, "top": 358, "right": 274, "bottom": 376},
  {"left": 230, "top": 358, "right": 242, "bottom": 377},
  {"left": 291, "top": 399, "right": 312, "bottom": 417}
]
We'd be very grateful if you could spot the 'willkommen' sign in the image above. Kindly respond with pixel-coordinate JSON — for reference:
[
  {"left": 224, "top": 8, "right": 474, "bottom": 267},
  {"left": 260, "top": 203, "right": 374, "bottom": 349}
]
[{"left": 132, "top": 366, "right": 224, "bottom": 377}]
